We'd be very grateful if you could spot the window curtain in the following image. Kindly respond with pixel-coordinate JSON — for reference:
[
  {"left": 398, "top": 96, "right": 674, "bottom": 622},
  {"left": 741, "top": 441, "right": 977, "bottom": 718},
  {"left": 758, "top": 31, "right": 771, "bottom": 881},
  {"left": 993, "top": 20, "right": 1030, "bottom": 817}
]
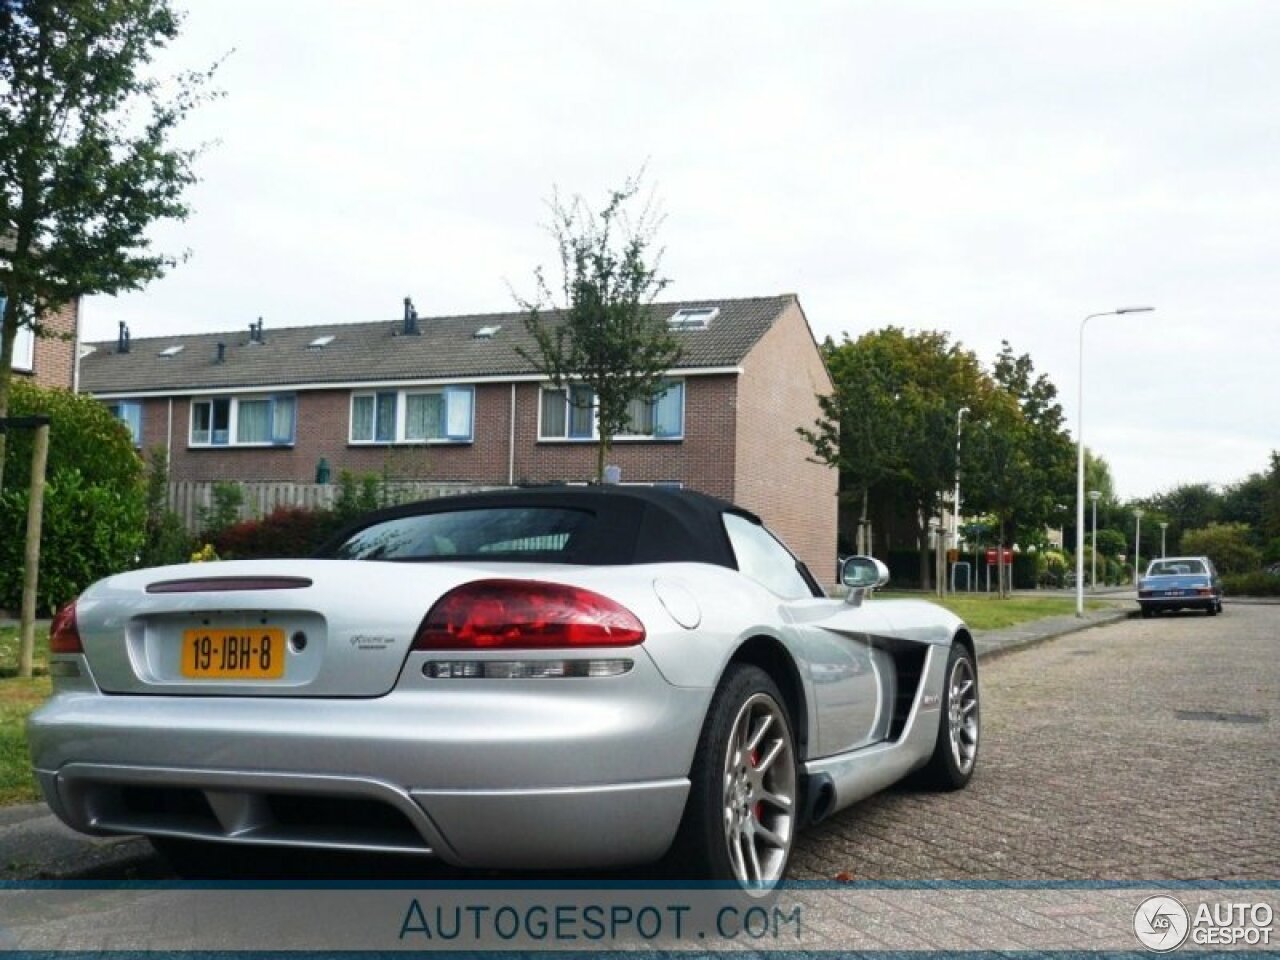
[
  {"left": 568, "top": 385, "right": 594, "bottom": 438},
  {"left": 406, "top": 393, "right": 444, "bottom": 441},
  {"left": 271, "top": 395, "right": 296, "bottom": 443},
  {"left": 351, "top": 395, "right": 374, "bottom": 442},
  {"left": 237, "top": 399, "right": 271, "bottom": 443},
  {"left": 540, "top": 388, "right": 566, "bottom": 438},
  {"left": 375, "top": 393, "right": 397, "bottom": 442},
  {"left": 653, "top": 381, "right": 684, "bottom": 437},
  {"left": 444, "top": 387, "right": 473, "bottom": 440}
]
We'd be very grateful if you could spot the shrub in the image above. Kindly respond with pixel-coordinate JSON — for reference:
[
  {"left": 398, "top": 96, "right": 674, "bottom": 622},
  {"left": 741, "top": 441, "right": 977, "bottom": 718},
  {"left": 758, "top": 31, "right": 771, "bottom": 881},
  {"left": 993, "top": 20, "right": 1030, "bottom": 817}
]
[
  {"left": 0, "top": 470, "right": 145, "bottom": 613},
  {"left": 0, "top": 382, "right": 145, "bottom": 613},
  {"left": 213, "top": 506, "right": 343, "bottom": 560},
  {"left": 1012, "top": 552, "right": 1038, "bottom": 589},
  {"left": 138, "top": 447, "right": 194, "bottom": 568},
  {"left": 333, "top": 471, "right": 381, "bottom": 524},
  {"left": 1180, "top": 522, "right": 1262, "bottom": 575},
  {"left": 1222, "top": 571, "right": 1280, "bottom": 597},
  {"left": 200, "top": 480, "right": 244, "bottom": 539}
]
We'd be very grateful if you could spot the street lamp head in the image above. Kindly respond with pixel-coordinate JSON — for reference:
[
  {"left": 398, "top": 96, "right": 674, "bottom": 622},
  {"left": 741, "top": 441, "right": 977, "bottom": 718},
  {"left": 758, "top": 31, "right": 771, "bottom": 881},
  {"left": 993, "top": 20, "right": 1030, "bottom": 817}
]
[
  {"left": 1160, "top": 521, "right": 1168, "bottom": 530},
  {"left": 1088, "top": 490, "right": 1102, "bottom": 502},
  {"left": 1116, "top": 306, "right": 1154, "bottom": 314},
  {"left": 1134, "top": 507, "right": 1145, "bottom": 519}
]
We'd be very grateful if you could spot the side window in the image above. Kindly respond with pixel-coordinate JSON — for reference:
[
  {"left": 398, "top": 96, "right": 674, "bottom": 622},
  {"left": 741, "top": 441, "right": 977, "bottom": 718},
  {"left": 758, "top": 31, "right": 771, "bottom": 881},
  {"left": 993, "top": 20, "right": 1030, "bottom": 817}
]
[{"left": 722, "top": 513, "right": 814, "bottom": 599}]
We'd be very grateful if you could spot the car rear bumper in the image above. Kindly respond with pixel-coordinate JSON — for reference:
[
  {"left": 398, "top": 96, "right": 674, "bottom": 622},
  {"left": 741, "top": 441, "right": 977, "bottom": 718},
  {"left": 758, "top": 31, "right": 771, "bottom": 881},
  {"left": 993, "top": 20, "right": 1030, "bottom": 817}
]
[
  {"left": 1138, "top": 596, "right": 1216, "bottom": 611},
  {"left": 28, "top": 656, "right": 706, "bottom": 869}
]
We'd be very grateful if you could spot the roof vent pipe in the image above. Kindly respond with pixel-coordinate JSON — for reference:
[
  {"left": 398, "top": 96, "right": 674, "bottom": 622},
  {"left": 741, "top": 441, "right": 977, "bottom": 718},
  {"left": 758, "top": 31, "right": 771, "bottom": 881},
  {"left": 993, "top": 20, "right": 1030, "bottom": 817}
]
[
  {"left": 249, "top": 317, "right": 265, "bottom": 345},
  {"left": 215, "top": 342, "right": 226, "bottom": 364},
  {"left": 403, "top": 296, "right": 419, "bottom": 336},
  {"left": 117, "top": 321, "right": 131, "bottom": 354}
]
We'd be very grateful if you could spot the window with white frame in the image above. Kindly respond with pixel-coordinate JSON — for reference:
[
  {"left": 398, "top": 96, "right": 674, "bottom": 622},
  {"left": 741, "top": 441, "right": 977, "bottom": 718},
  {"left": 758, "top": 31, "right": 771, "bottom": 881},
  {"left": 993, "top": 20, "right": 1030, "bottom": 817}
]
[
  {"left": 349, "top": 386, "right": 474, "bottom": 444},
  {"left": 190, "top": 394, "right": 295, "bottom": 447},
  {"left": 538, "top": 384, "right": 596, "bottom": 440},
  {"left": 105, "top": 400, "right": 143, "bottom": 447},
  {"left": 538, "top": 380, "right": 684, "bottom": 440},
  {"left": 0, "top": 294, "right": 35, "bottom": 373}
]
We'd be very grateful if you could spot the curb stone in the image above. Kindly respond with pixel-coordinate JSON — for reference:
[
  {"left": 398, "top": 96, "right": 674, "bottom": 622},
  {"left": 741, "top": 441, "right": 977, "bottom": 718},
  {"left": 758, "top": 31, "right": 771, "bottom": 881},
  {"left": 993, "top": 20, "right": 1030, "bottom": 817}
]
[{"left": 972, "top": 607, "right": 1135, "bottom": 661}]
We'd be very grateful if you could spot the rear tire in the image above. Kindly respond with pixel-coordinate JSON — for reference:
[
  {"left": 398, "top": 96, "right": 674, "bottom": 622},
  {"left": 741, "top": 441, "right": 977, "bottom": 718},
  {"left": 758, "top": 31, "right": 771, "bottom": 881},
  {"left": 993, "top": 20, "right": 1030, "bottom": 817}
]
[
  {"left": 671, "top": 663, "right": 798, "bottom": 893},
  {"left": 1206, "top": 602, "right": 1218, "bottom": 616},
  {"left": 916, "top": 644, "right": 979, "bottom": 790}
]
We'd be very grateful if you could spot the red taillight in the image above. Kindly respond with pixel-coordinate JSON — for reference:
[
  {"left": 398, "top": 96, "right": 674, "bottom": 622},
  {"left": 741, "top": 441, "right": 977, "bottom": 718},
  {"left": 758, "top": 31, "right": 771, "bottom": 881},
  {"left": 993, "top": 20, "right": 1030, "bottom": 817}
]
[
  {"left": 49, "top": 600, "right": 83, "bottom": 654},
  {"left": 414, "top": 579, "right": 646, "bottom": 650}
]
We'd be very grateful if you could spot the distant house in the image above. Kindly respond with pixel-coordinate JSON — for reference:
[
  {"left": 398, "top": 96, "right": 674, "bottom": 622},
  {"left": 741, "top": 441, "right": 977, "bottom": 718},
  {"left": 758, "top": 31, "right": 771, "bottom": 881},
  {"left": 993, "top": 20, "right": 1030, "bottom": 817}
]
[{"left": 79, "top": 294, "right": 837, "bottom": 579}]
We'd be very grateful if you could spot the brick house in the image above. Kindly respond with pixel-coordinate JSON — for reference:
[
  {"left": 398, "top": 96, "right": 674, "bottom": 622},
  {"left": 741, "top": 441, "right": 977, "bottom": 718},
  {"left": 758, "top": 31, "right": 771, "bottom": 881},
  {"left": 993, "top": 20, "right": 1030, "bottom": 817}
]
[
  {"left": 0, "top": 293, "right": 81, "bottom": 391},
  {"left": 79, "top": 294, "right": 837, "bottom": 578}
]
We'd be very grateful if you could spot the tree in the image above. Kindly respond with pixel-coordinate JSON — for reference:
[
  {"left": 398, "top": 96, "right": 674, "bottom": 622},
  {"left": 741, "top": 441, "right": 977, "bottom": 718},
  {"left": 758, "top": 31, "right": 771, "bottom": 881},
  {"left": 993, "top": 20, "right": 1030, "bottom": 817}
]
[
  {"left": 1141, "top": 483, "right": 1221, "bottom": 555},
  {"left": 962, "top": 343, "right": 1074, "bottom": 595},
  {"left": 800, "top": 327, "right": 988, "bottom": 587},
  {"left": 0, "top": 0, "right": 218, "bottom": 489},
  {"left": 1180, "top": 522, "right": 1262, "bottom": 575},
  {"left": 517, "top": 175, "right": 681, "bottom": 482}
]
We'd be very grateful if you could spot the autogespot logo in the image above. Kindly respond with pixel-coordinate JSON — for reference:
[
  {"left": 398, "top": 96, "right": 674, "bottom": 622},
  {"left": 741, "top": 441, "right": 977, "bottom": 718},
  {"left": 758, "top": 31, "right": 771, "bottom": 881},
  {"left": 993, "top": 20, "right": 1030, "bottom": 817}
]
[{"left": 1134, "top": 895, "right": 1191, "bottom": 952}]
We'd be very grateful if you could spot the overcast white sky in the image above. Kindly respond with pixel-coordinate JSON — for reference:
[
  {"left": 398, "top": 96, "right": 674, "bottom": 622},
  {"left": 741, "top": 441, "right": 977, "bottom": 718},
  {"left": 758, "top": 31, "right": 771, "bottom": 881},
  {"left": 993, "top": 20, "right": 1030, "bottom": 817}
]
[{"left": 85, "top": 1, "right": 1279, "bottom": 500}]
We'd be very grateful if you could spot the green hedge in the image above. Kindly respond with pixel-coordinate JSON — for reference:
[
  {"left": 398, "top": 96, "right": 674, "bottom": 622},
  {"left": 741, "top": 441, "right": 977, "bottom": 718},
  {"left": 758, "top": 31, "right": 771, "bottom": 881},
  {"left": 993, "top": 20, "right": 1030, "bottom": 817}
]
[
  {"left": 0, "top": 383, "right": 145, "bottom": 613},
  {"left": 1222, "top": 572, "right": 1280, "bottom": 597}
]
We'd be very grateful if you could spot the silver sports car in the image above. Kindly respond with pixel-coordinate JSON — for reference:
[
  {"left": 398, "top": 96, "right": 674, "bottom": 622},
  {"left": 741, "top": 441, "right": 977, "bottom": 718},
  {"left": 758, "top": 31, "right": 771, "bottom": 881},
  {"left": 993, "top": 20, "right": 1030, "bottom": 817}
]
[{"left": 28, "top": 486, "right": 979, "bottom": 889}]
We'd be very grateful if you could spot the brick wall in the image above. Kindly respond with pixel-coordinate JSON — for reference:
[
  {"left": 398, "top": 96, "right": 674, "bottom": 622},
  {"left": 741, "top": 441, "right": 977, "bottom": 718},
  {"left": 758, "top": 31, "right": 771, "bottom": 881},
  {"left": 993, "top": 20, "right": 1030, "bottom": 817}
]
[
  {"left": 138, "top": 377, "right": 738, "bottom": 497},
  {"left": 733, "top": 299, "right": 838, "bottom": 586},
  {"left": 18, "top": 298, "right": 79, "bottom": 391}
]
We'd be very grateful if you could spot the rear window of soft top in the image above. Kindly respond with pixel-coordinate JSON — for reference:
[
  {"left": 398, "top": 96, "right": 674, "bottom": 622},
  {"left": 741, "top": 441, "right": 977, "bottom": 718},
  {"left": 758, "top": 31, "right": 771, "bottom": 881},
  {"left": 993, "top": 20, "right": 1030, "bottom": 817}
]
[{"left": 333, "top": 507, "right": 594, "bottom": 561}]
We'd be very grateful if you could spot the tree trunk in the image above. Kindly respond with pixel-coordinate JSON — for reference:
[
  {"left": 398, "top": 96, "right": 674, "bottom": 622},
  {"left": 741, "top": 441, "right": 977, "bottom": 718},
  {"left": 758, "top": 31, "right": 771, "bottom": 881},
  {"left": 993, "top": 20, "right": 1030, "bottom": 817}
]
[
  {"left": 0, "top": 302, "right": 19, "bottom": 494},
  {"left": 857, "top": 488, "right": 869, "bottom": 554},
  {"left": 595, "top": 433, "right": 610, "bottom": 484},
  {"left": 997, "top": 517, "right": 1008, "bottom": 599},
  {"left": 918, "top": 515, "right": 931, "bottom": 591}
]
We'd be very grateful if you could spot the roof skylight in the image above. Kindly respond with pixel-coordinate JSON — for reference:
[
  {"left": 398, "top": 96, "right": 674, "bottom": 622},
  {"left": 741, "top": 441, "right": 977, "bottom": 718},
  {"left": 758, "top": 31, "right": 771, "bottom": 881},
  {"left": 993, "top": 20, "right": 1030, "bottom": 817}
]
[
  {"left": 158, "top": 345, "right": 185, "bottom": 357},
  {"left": 667, "top": 307, "right": 718, "bottom": 331},
  {"left": 474, "top": 325, "right": 502, "bottom": 339},
  {"left": 308, "top": 335, "right": 336, "bottom": 349}
]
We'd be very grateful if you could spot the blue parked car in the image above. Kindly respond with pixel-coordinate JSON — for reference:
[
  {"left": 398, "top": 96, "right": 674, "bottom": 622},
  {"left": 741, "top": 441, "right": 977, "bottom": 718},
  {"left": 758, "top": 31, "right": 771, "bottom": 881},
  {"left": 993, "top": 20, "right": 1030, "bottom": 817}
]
[{"left": 1137, "top": 556, "right": 1223, "bottom": 617}]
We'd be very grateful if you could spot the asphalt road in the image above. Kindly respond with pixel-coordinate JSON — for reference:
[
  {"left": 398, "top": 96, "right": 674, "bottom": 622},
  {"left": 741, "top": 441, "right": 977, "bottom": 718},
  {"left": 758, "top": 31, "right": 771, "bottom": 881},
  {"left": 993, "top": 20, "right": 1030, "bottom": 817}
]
[{"left": 4, "top": 602, "right": 1275, "bottom": 882}]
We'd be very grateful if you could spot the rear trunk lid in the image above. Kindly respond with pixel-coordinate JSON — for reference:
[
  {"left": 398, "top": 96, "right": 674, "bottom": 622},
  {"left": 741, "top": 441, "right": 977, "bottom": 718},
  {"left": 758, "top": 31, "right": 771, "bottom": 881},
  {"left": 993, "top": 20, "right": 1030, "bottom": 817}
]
[
  {"left": 74, "top": 559, "right": 493, "bottom": 697},
  {"left": 1140, "top": 573, "right": 1212, "bottom": 597}
]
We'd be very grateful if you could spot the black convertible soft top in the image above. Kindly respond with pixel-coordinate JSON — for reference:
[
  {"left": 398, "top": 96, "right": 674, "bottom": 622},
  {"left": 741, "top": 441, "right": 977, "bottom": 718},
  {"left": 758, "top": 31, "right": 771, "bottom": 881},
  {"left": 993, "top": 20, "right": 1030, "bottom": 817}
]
[{"left": 318, "top": 485, "right": 760, "bottom": 569}]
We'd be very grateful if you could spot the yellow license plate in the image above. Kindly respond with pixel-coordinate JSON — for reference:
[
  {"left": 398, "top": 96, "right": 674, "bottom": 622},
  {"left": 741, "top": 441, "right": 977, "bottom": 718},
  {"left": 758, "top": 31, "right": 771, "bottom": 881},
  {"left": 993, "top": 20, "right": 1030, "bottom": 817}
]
[{"left": 181, "top": 628, "right": 285, "bottom": 679}]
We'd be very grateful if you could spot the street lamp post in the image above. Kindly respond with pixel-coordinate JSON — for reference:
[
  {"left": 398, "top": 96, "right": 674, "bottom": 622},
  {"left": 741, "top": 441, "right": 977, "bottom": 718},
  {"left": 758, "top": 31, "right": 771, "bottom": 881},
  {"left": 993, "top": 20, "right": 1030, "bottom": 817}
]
[
  {"left": 952, "top": 406, "right": 970, "bottom": 593},
  {"left": 1133, "top": 508, "right": 1145, "bottom": 585},
  {"left": 1160, "top": 522, "right": 1168, "bottom": 558},
  {"left": 1089, "top": 490, "right": 1102, "bottom": 589},
  {"left": 1075, "top": 306, "right": 1154, "bottom": 616}
]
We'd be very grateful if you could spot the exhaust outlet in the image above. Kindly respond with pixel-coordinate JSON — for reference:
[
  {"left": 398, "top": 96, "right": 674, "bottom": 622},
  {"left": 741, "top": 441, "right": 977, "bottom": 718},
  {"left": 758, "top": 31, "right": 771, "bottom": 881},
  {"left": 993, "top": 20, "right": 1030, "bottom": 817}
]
[{"left": 803, "top": 772, "right": 836, "bottom": 824}]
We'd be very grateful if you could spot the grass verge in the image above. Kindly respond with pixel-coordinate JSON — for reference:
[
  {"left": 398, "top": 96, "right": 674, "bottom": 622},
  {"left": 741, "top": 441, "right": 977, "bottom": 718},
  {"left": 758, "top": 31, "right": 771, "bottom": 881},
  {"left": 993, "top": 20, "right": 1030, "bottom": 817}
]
[
  {"left": 0, "top": 626, "right": 50, "bottom": 805},
  {"left": 878, "top": 593, "right": 1107, "bottom": 631}
]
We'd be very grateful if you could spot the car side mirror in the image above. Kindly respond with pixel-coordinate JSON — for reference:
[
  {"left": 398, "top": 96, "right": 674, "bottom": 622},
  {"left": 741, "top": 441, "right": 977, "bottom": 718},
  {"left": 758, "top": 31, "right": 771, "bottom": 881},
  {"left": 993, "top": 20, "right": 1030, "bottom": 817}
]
[{"left": 840, "top": 555, "right": 890, "bottom": 606}]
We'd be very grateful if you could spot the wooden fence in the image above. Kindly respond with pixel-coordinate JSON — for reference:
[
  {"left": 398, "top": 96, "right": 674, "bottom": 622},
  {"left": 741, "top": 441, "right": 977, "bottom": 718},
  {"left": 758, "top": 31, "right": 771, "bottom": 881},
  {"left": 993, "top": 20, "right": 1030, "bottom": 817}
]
[{"left": 168, "top": 480, "right": 505, "bottom": 533}]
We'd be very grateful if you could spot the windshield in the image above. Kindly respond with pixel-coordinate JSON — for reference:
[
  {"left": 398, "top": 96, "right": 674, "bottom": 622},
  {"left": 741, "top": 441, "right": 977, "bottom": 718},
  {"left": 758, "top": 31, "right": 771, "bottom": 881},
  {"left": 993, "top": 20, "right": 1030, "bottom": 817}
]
[
  {"left": 333, "top": 507, "right": 594, "bottom": 561},
  {"left": 1147, "top": 559, "right": 1206, "bottom": 577}
]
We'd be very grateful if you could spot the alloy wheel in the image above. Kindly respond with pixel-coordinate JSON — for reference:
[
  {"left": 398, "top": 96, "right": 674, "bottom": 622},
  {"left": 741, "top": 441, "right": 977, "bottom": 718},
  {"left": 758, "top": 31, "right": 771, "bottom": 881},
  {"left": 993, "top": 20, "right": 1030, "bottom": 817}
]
[
  {"left": 721, "top": 692, "right": 795, "bottom": 889},
  {"left": 947, "top": 656, "right": 979, "bottom": 775}
]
